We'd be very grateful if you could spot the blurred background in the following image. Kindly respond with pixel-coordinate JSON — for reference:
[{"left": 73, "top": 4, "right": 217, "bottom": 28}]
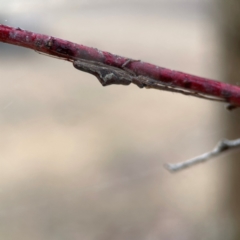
[{"left": 0, "top": 0, "right": 239, "bottom": 239}]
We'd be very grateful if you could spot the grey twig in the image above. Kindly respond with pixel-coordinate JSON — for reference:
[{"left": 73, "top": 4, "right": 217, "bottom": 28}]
[{"left": 165, "top": 138, "right": 240, "bottom": 172}]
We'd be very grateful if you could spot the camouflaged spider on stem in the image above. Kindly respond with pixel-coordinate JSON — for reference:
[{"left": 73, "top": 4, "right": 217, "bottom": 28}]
[
  {"left": 73, "top": 59, "right": 147, "bottom": 88},
  {"left": 73, "top": 59, "right": 229, "bottom": 103},
  {"left": 73, "top": 59, "right": 133, "bottom": 86}
]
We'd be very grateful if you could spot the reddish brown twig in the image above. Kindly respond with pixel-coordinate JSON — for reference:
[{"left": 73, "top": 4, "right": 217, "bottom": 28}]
[{"left": 1, "top": 24, "right": 240, "bottom": 107}]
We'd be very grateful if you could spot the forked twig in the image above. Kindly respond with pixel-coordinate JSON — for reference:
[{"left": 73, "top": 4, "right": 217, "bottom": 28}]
[{"left": 165, "top": 138, "right": 240, "bottom": 172}]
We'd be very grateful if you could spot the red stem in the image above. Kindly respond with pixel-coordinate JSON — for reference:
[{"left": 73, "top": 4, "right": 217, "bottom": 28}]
[{"left": 1, "top": 24, "right": 240, "bottom": 106}]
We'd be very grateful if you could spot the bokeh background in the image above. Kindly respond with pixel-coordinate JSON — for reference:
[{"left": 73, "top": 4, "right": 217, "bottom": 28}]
[{"left": 0, "top": 0, "right": 237, "bottom": 239}]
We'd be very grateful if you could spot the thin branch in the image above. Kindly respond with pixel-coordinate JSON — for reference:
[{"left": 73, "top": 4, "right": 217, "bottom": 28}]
[
  {"left": 1, "top": 24, "right": 240, "bottom": 106},
  {"left": 165, "top": 138, "right": 240, "bottom": 172}
]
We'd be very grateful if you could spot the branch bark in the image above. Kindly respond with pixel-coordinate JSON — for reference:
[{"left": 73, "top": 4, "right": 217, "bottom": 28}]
[{"left": 1, "top": 24, "right": 240, "bottom": 106}]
